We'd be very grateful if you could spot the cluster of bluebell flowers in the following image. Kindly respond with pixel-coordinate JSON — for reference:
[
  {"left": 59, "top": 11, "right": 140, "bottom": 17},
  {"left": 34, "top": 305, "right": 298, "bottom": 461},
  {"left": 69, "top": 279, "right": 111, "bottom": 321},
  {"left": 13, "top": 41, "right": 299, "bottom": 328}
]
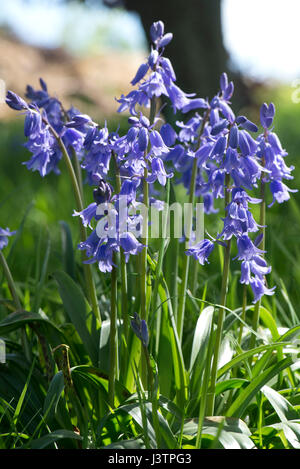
[
  {"left": 5, "top": 20, "right": 296, "bottom": 304},
  {"left": 184, "top": 73, "right": 296, "bottom": 302}
]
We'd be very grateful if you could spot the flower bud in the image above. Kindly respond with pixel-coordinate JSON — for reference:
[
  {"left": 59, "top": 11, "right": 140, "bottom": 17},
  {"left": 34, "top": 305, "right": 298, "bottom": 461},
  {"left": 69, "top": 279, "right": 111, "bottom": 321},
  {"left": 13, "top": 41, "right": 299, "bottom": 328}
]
[{"left": 93, "top": 179, "right": 112, "bottom": 204}]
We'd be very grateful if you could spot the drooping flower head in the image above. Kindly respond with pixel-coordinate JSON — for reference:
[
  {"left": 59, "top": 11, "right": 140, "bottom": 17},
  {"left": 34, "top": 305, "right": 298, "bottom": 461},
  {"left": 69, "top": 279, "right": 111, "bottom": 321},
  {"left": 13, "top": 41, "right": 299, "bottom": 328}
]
[
  {"left": 116, "top": 21, "right": 208, "bottom": 116},
  {"left": 130, "top": 312, "right": 149, "bottom": 348}
]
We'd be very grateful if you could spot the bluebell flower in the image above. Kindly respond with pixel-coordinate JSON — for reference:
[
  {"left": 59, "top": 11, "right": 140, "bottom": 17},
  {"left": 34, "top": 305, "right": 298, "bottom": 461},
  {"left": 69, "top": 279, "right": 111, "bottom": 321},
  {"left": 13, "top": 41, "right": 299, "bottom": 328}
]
[
  {"left": 219, "top": 72, "right": 234, "bottom": 101},
  {"left": 120, "top": 232, "right": 144, "bottom": 261},
  {"left": 236, "top": 115, "right": 258, "bottom": 133},
  {"left": 76, "top": 187, "right": 145, "bottom": 273},
  {"left": 130, "top": 312, "right": 149, "bottom": 347},
  {"left": 6, "top": 91, "right": 29, "bottom": 111},
  {"left": 150, "top": 20, "right": 165, "bottom": 43},
  {"left": 24, "top": 121, "right": 62, "bottom": 177},
  {"left": 240, "top": 256, "right": 271, "bottom": 284},
  {"left": 269, "top": 180, "right": 297, "bottom": 206},
  {"left": 176, "top": 116, "right": 202, "bottom": 143},
  {"left": 82, "top": 125, "right": 112, "bottom": 184},
  {"left": 257, "top": 103, "right": 297, "bottom": 207},
  {"left": 185, "top": 239, "right": 215, "bottom": 265},
  {"left": 249, "top": 276, "right": 275, "bottom": 303},
  {"left": 0, "top": 227, "right": 16, "bottom": 251},
  {"left": 260, "top": 102, "right": 275, "bottom": 129},
  {"left": 73, "top": 203, "right": 97, "bottom": 229},
  {"left": 80, "top": 237, "right": 116, "bottom": 273},
  {"left": 146, "top": 157, "right": 173, "bottom": 186},
  {"left": 160, "top": 123, "right": 177, "bottom": 147},
  {"left": 119, "top": 178, "right": 140, "bottom": 203},
  {"left": 236, "top": 235, "right": 265, "bottom": 262},
  {"left": 6, "top": 85, "right": 87, "bottom": 177},
  {"left": 93, "top": 179, "right": 113, "bottom": 204},
  {"left": 168, "top": 83, "right": 207, "bottom": 114},
  {"left": 203, "top": 193, "right": 218, "bottom": 214},
  {"left": 25, "top": 79, "right": 64, "bottom": 131}
]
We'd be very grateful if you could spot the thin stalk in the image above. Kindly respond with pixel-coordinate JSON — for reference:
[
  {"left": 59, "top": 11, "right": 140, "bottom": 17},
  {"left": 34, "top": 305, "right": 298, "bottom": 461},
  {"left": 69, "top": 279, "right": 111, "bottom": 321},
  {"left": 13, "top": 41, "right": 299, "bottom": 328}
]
[
  {"left": 114, "top": 156, "right": 129, "bottom": 342},
  {"left": 140, "top": 98, "right": 156, "bottom": 385},
  {"left": 140, "top": 172, "right": 149, "bottom": 323},
  {"left": 206, "top": 173, "right": 232, "bottom": 416},
  {"left": 177, "top": 112, "right": 210, "bottom": 342},
  {"left": 109, "top": 258, "right": 118, "bottom": 409},
  {"left": 191, "top": 196, "right": 202, "bottom": 295},
  {"left": 250, "top": 158, "right": 266, "bottom": 350},
  {"left": 140, "top": 97, "right": 156, "bottom": 322},
  {"left": 176, "top": 159, "right": 197, "bottom": 341},
  {"left": 140, "top": 167, "right": 149, "bottom": 386},
  {"left": 71, "top": 147, "right": 85, "bottom": 207},
  {"left": 44, "top": 118, "right": 101, "bottom": 325},
  {"left": 165, "top": 190, "right": 179, "bottom": 322},
  {"left": 142, "top": 344, "right": 161, "bottom": 448},
  {"left": 238, "top": 284, "right": 248, "bottom": 345},
  {"left": 152, "top": 180, "right": 170, "bottom": 356},
  {"left": 0, "top": 251, "right": 21, "bottom": 311}
]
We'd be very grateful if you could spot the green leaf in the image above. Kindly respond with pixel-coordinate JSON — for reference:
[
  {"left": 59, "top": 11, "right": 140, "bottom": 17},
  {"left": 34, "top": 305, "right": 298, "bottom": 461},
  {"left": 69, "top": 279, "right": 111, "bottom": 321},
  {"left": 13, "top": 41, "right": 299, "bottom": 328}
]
[
  {"left": 119, "top": 401, "right": 177, "bottom": 449},
  {"left": 71, "top": 365, "right": 130, "bottom": 407},
  {"left": 181, "top": 417, "right": 254, "bottom": 449},
  {"left": 53, "top": 271, "right": 100, "bottom": 365},
  {"left": 259, "top": 306, "right": 280, "bottom": 340},
  {"left": 189, "top": 306, "right": 214, "bottom": 372},
  {"left": 27, "top": 430, "right": 82, "bottom": 449},
  {"left": 261, "top": 385, "right": 299, "bottom": 422},
  {"left": 265, "top": 421, "right": 300, "bottom": 449},
  {"left": 217, "top": 343, "right": 291, "bottom": 379},
  {"left": 13, "top": 357, "right": 36, "bottom": 426},
  {"left": 43, "top": 371, "right": 64, "bottom": 422},
  {"left": 102, "top": 438, "right": 145, "bottom": 449},
  {"left": 215, "top": 379, "right": 248, "bottom": 396},
  {"left": 227, "top": 357, "right": 294, "bottom": 418},
  {"left": 0, "top": 310, "right": 63, "bottom": 346}
]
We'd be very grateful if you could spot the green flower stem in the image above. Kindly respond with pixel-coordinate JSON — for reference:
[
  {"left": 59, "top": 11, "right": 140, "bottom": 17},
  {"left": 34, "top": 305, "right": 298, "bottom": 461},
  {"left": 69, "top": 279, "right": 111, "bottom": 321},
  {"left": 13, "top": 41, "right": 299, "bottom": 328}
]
[
  {"left": 206, "top": 172, "right": 232, "bottom": 416},
  {"left": 238, "top": 284, "right": 248, "bottom": 345},
  {"left": 140, "top": 97, "right": 156, "bottom": 323},
  {"left": 142, "top": 344, "right": 161, "bottom": 448},
  {"left": 140, "top": 164, "right": 149, "bottom": 386},
  {"left": 114, "top": 158, "right": 129, "bottom": 341},
  {"left": 250, "top": 161, "right": 266, "bottom": 349},
  {"left": 177, "top": 112, "right": 210, "bottom": 342},
  {"left": 44, "top": 119, "right": 101, "bottom": 326},
  {"left": 109, "top": 257, "right": 118, "bottom": 409},
  {"left": 71, "top": 147, "right": 85, "bottom": 207},
  {"left": 176, "top": 158, "right": 197, "bottom": 341},
  {"left": 0, "top": 251, "right": 21, "bottom": 311},
  {"left": 140, "top": 169, "right": 149, "bottom": 323},
  {"left": 140, "top": 97, "right": 156, "bottom": 385},
  {"left": 152, "top": 179, "right": 170, "bottom": 355},
  {"left": 191, "top": 195, "right": 202, "bottom": 295}
]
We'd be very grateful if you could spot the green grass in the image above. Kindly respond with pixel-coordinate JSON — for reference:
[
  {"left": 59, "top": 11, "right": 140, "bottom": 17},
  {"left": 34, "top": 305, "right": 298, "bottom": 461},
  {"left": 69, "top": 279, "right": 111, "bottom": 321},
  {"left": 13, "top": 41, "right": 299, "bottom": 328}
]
[{"left": 0, "top": 86, "right": 300, "bottom": 449}]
